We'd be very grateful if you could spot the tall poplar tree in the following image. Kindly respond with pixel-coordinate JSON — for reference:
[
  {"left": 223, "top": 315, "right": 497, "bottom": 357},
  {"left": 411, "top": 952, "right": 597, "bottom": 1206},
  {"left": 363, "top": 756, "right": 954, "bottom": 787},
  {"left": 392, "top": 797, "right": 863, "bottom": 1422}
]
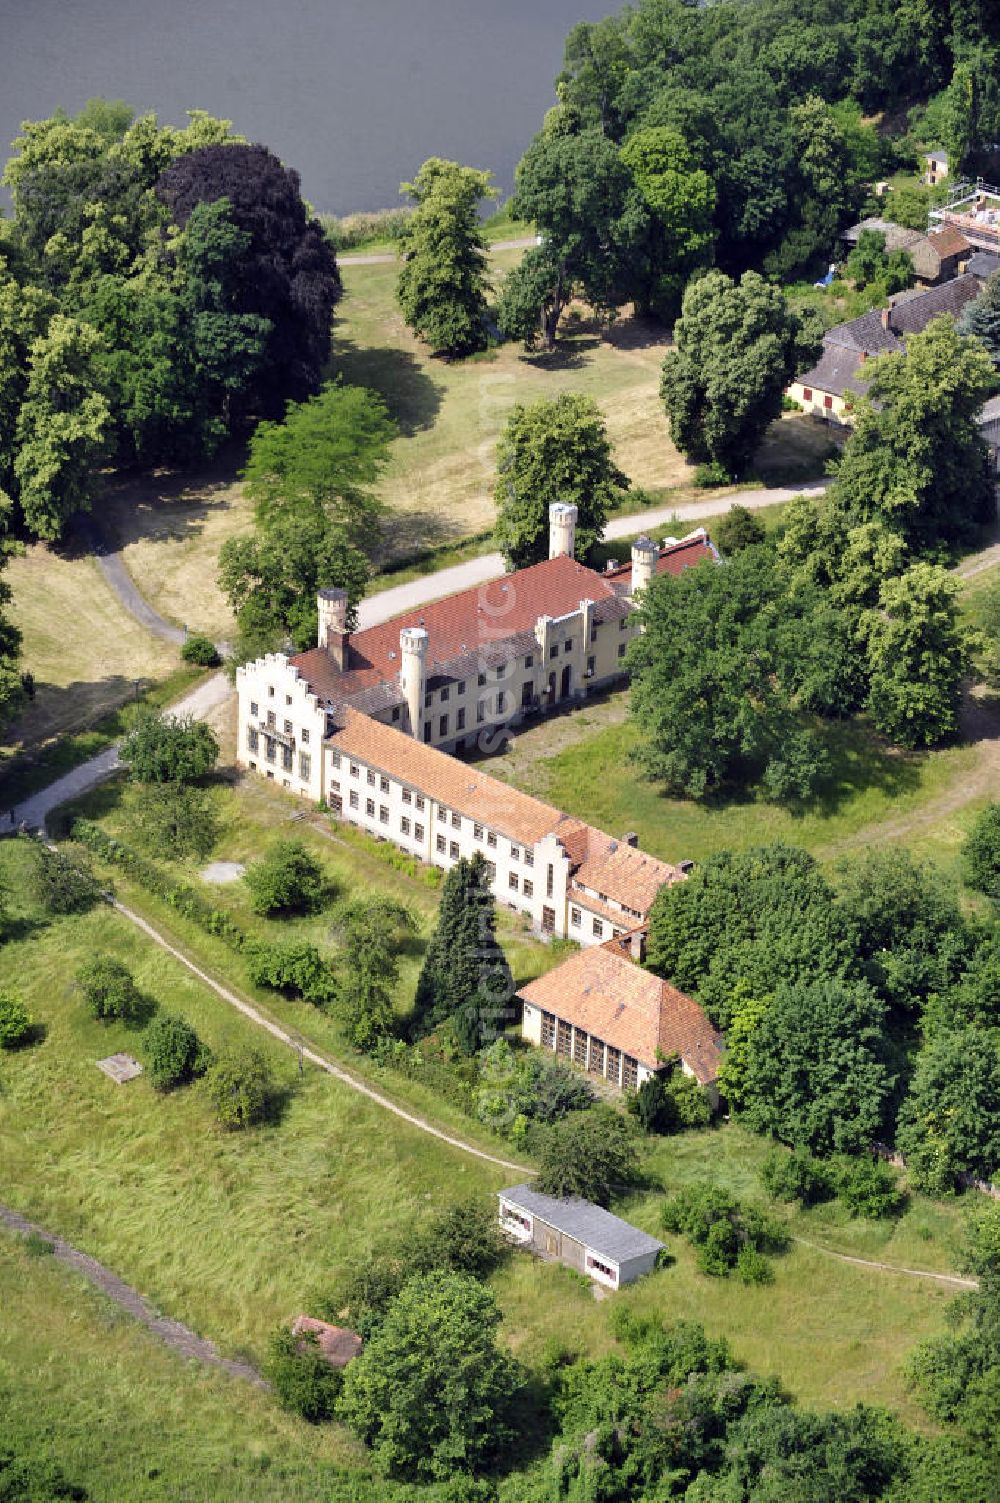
[{"left": 397, "top": 158, "right": 498, "bottom": 356}]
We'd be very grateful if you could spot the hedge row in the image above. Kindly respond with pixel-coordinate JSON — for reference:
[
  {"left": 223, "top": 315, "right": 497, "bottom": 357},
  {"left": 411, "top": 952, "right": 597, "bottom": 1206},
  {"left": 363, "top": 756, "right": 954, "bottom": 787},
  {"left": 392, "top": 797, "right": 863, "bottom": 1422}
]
[{"left": 73, "top": 818, "right": 250, "bottom": 954}]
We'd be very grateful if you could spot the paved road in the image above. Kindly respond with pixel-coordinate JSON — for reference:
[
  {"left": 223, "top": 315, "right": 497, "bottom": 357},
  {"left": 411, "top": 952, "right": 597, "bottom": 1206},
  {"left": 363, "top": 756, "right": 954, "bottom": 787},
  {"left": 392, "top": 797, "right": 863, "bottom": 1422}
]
[
  {"left": 9, "top": 671, "right": 231, "bottom": 832},
  {"left": 339, "top": 234, "right": 537, "bottom": 267},
  {"left": 359, "top": 480, "right": 830, "bottom": 629},
  {"left": 0, "top": 1202, "right": 267, "bottom": 1386},
  {"left": 77, "top": 518, "right": 186, "bottom": 646}
]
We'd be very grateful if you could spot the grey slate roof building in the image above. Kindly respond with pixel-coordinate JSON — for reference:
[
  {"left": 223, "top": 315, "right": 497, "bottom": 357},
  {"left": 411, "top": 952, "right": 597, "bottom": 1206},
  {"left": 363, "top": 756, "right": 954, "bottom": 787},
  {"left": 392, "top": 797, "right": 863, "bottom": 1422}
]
[
  {"left": 967, "top": 250, "right": 1000, "bottom": 279},
  {"left": 498, "top": 1183, "right": 665, "bottom": 1288}
]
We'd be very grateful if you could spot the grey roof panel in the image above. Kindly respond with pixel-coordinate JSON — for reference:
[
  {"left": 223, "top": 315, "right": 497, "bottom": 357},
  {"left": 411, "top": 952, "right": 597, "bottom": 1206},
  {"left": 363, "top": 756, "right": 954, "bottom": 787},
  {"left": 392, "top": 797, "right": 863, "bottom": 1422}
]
[
  {"left": 967, "top": 251, "right": 1000, "bottom": 279},
  {"left": 797, "top": 345, "right": 873, "bottom": 399},
  {"left": 499, "top": 1184, "right": 665, "bottom": 1264}
]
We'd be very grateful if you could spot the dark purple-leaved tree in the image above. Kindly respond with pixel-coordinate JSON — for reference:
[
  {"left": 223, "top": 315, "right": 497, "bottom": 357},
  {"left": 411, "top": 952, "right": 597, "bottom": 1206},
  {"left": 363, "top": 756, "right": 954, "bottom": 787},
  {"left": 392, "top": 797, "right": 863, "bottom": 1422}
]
[{"left": 156, "top": 143, "right": 340, "bottom": 415}]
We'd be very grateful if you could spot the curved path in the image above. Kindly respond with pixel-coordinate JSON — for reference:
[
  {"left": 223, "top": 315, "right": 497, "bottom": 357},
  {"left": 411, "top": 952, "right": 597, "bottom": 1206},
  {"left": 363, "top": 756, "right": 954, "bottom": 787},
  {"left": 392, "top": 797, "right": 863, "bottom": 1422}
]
[
  {"left": 0, "top": 1202, "right": 267, "bottom": 1387},
  {"left": 791, "top": 1235, "right": 977, "bottom": 1290},
  {"left": 115, "top": 897, "right": 532, "bottom": 1177}
]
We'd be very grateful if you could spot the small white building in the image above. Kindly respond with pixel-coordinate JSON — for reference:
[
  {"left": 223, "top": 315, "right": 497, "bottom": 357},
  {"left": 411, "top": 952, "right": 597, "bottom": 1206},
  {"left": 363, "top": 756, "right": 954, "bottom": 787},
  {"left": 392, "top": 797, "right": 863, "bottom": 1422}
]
[
  {"left": 924, "top": 150, "right": 949, "bottom": 187},
  {"left": 498, "top": 1183, "right": 665, "bottom": 1289}
]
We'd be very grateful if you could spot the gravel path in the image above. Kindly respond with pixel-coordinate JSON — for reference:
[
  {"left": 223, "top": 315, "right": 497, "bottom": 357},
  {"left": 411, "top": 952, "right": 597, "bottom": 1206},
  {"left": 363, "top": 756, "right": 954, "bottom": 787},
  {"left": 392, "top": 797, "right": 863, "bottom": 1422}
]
[
  {"left": 792, "top": 1235, "right": 977, "bottom": 1289},
  {"left": 0, "top": 1203, "right": 268, "bottom": 1386},
  {"left": 115, "top": 898, "right": 533, "bottom": 1177},
  {"left": 338, "top": 235, "right": 538, "bottom": 267},
  {"left": 358, "top": 480, "right": 830, "bottom": 628}
]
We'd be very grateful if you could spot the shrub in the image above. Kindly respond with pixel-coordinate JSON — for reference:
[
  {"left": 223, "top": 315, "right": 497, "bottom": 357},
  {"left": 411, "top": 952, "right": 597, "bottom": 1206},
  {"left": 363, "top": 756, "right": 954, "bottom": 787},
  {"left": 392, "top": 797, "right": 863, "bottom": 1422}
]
[
  {"left": 835, "top": 1156, "right": 906, "bottom": 1218},
  {"left": 119, "top": 709, "right": 219, "bottom": 783},
  {"left": 629, "top": 1066, "right": 712, "bottom": 1135},
  {"left": 760, "top": 1148, "right": 836, "bottom": 1206},
  {"left": 410, "top": 1197, "right": 508, "bottom": 1281},
  {"left": 962, "top": 804, "right": 1000, "bottom": 900},
  {"left": 243, "top": 839, "right": 327, "bottom": 916},
  {"left": 264, "top": 1327, "right": 342, "bottom": 1423},
  {"left": 715, "top": 504, "right": 766, "bottom": 556},
  {"left": 204, "top": 1046, "right": 273, "bottom": 1129},
  {"left": 76, "top": 956, "right": 147, "bottom": 1024},
  {"left": 475, "top": 1038, "right": 593, "bottom": 1140},
  {"left": 661, "top": 1181, "right": 787, "bottom": 1278},
  {"left": 0, "top": 990, "right": 32, "bottom": 1048},
  {"left": 123, "top": 782, "right": 219, "bottom": 861},
  {"left": 31, "top": 843, "right": 102, "bottom": 914},
  {"left": 180, "top": 632, "right": 220, "bottom": 667},
  {"left": 735, "top": 1245, "right": 774, "bottom": 1285},
  {"left": 245, "top": 939, "right": 338, "bottom": 1006},
  {"left": 143, "top": 1012, "right": 211, "bottom": 1090},
  {"left": 535, "top": 1106, "right": 640, "bottom": 1207}
]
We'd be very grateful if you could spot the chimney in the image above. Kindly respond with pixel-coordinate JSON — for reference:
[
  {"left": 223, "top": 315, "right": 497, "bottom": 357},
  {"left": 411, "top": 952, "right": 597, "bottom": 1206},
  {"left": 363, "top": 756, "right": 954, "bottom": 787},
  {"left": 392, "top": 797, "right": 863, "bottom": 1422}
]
[
  {"left": 880, "top": 306, "right": 891, "bottom": 332},
  {"left": 629, "top": 928, "right": 646, "bottom": 963},
  {"left": 399, "top": 627, "right": 429, "bottom": 739},
  {"left": 624, "top": 831, "right": 639, "bottom": 847},
  {"left": 629, "top": 536, "right": 658, "bottom": 598},
  {"left": 549, "top": 502, "right": 578, "bottom": 560},
  {"left": 317, "top": 588, "right": 349, "bottom": 669}
]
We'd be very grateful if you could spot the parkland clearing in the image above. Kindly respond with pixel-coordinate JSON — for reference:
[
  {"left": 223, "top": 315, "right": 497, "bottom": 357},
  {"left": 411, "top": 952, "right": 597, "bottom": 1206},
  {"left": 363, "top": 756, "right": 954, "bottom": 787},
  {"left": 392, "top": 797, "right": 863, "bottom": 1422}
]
[{"left": 2, "top": 5, "right": 1000, "bottom": 1500}]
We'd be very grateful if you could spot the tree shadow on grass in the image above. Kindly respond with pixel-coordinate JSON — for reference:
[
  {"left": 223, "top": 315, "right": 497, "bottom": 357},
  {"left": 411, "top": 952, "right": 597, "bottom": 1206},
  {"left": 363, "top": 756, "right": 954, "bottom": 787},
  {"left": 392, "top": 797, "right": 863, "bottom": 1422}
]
[{"left": 328, "top": 331, "right": 444, "bottom": 437}]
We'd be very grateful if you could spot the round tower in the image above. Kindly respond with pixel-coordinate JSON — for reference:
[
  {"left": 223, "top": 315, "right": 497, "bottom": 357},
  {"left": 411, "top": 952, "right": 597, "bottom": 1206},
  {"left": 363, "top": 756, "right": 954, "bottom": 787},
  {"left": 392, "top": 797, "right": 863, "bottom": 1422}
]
[
  {"left": 399, "top": 627, "right": 429, "bottom": 739},
  {"left": 630, "top": 536, "right": 658, "bottom": 597},
  {"left": 549, "top": 502, "right": 578, "bottom": 560}
]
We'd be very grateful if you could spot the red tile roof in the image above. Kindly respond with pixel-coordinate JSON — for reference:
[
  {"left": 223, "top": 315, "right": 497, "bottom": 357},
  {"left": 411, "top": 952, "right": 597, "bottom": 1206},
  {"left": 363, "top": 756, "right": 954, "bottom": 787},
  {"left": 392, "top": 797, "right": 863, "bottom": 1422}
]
[
  {"left": 518, "top": 944, "right": 723, "bottom": 1083},
  {"left": 305, "top": 554, "right": 622, "bottom": 684},
  {"left": 326, "top": 709, "right": 684, "bottom": 908},
  {"left": 928, "top": 225, "right": 972, "bottom": 260},
  {"left": 606, "top": 531, "right": 715, "bottom": 586},
  {"left": 291, "top": 1316, "right": 363, "bottom": 1367}
]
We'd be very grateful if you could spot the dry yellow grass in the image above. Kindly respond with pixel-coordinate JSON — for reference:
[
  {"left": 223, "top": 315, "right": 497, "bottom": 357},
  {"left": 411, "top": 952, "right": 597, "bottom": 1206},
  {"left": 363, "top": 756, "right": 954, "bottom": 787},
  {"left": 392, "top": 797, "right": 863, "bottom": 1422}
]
[{"left": 3, "top": 544, "right": 177, "bottom": 754}]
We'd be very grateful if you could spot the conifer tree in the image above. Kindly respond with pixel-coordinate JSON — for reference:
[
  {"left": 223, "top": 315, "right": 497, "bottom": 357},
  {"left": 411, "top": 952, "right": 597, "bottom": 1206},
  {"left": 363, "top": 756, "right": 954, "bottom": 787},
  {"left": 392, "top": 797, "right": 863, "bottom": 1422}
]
[
  {"left": 959, "top": 269, "right": 1000, "bottom": 369},
  {"left": 412, "top": 853, "right": 513, "bottom": 1053}
]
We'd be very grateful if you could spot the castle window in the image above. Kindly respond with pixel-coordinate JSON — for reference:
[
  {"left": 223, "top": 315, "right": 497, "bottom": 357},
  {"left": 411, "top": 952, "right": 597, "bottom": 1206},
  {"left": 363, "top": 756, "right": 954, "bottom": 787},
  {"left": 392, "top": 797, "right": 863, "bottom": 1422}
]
[
  {"left": 474, "top": 823, "right": 484, "bottom": 840},
  {"left": 301, "top": 728, "right": 310, "bottom": 745},
  {"left": 380, "top": 805, "right": 389, "bottom": 825},
  {"left": 496, "top": 690, "right": 505, "bottom": 714},
  {"left": 622, "top": 1056, "right": 639, "bottom": 1090},
  {"left": 281, "top": 745, "right": 293, "bottom": 772},
  {"left": 485, "top": 861, "right": 496, "bottom": 882},
  {"left": 510, "top": 845, "right": 520, "bottom": 861},
  {"left": 299, "top": 752, "right": 311, "bottom": 781},
  {"left": 349, "top": 790, "right": 359, "bottom": 809},
  {"left": 366, "top": 798, "right": 375, "bottom": 817},
  {"left": 476, "top": 701, "right": 485, "bottom": 724},
  {"left": 247, "top": 727, "right": 259, "bottom": 753},
  {"left": 587, "top": 655, "right": 596, "bottom": 675},
  {"left": 457, "top": 707, "right": 466, "bottom": 730},
  {"left": 546, "top": 864, "right": 554, "bottom": 898},
  {"left": 450, "top": 840, "right": 460, "bottom": 859},
  {"left": 590, "top": 623, "right": 598, "bottom": 643},
  {"left": 401, "top": 816, "right": 410, "bottom": 835},
  {"left": 402, "top": 788, "right": 412, "bottom": 804},
  {"left": 284, "top": 719, "right": 292, "bottom": 734},
  {"left": 423, "top": 723, "right": 431, "bottom": 742},
  {"left": 524, "top": 850, "right": 534, "bottom": 868},
  {"left": 549, "top": 643, "right": 558, "bottom": 659},
  {"left": 571, "top": 907, "right": 581, "bottom": 927},
  {"left": 250, "top": 700, "right": 258, "bottom": 717},
  {"left": 367, "top": 770, "right": 376, "bottom": 786},
  {"left": 496, "top": 665, "right": 504, "bottom": 680},
  {"left": 524, "top": 654, "right": 533, "bottom": 669},
  {"left": 391, "top": 706, "right": 400, "bottom": 722},
  {"left": 564, "top": 639, "right": 572, "bottom": 653},
  {"left": 524, "top": 878, "right": 533, "bottom": 898},
  {"left": 415, "top": 795, "right": 425, "bottom": 811},
  {"left": 509, "top": 873, "right": 519, "bottom": 892},
  {"left": 350, "top": 762, "right": 359, "bottom": 778},
  {"left": 478, "top": 672, "right": 486, "bottom": 686},
  {"left": 439, "top": 714, "right": 448, "bottom": 736},
  {"left": 441, "top": 685, "right": 450, "bottom": 702},
  {"left": 285, "top": 694, "right": 292, "bottom": 706},
  {"left": 436, "top": 833, "right": 446, "bottom": 854},
  {"left": 438, "top": 806, "right": 448, "bottom": 823},
  {"left": 592, "top": 917, "right": 603, "bottom": 937},
  {"left": 620, "top": 618, "right": 628, "bottom": 630},
  {"left": 380, "top": 775, "right": 389, "bottom": 793},
  {"left": 451, "top": 812, "right": 461, "bottom": 830},
  {"left": 424, "top": 691, "right": 432, "bottom": 708},
  {"left": 487, "top": 831, "right": 497, "bottom": 849},
  {"left": 331, "top": 751, "right": 341, "bottom": 769},
  {"left": 618, "top": 643, "right": 627, "bottom": 659},
  {"left": 266, "top": 710, "right": 276, "bottom": 729},
  {"left": 414, "top": 822, "right": 424, "bottom": 841},
  {"left": 268, "top": 685, "right": 275, "bottom": 697}
]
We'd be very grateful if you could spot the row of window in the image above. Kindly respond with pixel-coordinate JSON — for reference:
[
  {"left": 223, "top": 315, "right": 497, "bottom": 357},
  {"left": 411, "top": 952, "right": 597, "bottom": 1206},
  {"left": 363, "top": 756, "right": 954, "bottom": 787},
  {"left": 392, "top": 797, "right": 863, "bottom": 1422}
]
[
  {"left": 248, "top": 700, "right": 311, "bottom": 742},
  {"left": 247, "top": 727, "right": 311, "bottom": 781},
  {"left": 569, "top": 905, "right": 606, "bottom": 939},
  {"left": 540, "top": 1011, "right": 638, "bottom": 1088}
]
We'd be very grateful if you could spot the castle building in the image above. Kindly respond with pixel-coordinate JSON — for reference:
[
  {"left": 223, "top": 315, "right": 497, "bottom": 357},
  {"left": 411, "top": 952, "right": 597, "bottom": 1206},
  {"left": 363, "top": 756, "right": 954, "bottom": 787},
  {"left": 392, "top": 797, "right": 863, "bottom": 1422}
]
[{"left": 235, "top": 505, "right": 716, "bottom": 943}]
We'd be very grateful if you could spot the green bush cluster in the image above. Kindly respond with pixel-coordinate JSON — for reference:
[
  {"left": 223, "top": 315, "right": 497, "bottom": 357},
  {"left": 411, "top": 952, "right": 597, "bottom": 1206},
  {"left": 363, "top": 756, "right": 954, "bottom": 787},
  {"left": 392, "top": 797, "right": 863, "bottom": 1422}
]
[
  {"left": 661, "top": 1182, "right": 788, "bottom": 1281},
  {"left": 142, "top": 1011, "right": 211, "bottom": 1091},
  {"left": 204, "top": 1045, "right": 274, "bottom": 1130},
  {"left": 0, "top": 990, "right": 33, "bottom": 1048},
  {"left": 242, "top": 839, "right": 328, "bottom": 917},
  {"left": 627, "top": 1065, "right": 712, "bottom": 1135},
  {"left": 263, "top": 1328, "right": 343, "bottom": 1423},
  {"left": 761, "top": 1147, "right": 906, "bottom": 1217},
  {"left": 72, "top": 821, "right": 248, "bottom": 953},
  {"left": 245, "top": 938, "right": 338, "bottom": 1007},
  {"left": 179, "top": 632, "right": 220, "bottom": 667},
  {"left": 29, "top": 841, "right": 103, "bottom": 915},
  {"left": 75, "top": 956, "right": 147, "bottom": 1024}
]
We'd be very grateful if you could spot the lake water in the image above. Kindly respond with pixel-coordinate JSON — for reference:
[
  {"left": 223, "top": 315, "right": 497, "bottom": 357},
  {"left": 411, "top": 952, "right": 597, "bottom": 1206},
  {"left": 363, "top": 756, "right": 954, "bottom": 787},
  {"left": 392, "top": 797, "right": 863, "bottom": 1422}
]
[{"left": 1, "top": 0, "right": 608, "bottom": 214}]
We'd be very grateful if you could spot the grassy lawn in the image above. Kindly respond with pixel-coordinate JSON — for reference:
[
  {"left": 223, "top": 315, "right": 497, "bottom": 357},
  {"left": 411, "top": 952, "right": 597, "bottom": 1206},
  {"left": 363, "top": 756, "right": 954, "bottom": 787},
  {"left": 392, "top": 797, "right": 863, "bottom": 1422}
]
[
  {"left": 482, "top": 688, "right": 989, "bottom": 880},
  {"left": 2, "top": 543, "right": 181, "bottom": 760},
  {"left": 0, "top": 1231, "right": 362, "bottom": 1503}
]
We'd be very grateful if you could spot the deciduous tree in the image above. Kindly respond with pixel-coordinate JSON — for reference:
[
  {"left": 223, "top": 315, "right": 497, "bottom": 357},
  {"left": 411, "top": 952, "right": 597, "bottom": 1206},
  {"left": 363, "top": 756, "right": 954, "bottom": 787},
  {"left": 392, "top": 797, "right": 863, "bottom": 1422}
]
[
  {"left": 963, "top": 804, "right": 1000, "bottom": 899},
  {"left": 337, "top": 1269, "right": 522, "bottom": 1480},
  {"left": 493, "top": 393, "right": 626, "bottom": 567},
  {"left": 864, "top": 563, "right": 970, "bottom": 747},
  {"left": 242, "top": 839, "right": 326, "bottom": 917},
  {"left": 897, "top": 1026, "right": 1000, "bottom": 1192},
  {"left": 660, "top": 270, "right": 821, "bottom": 478},
  {"left": 535, "top": 1105, "right": 639, "bottom": 1206},
  {"left": 119, "top": 710, "right": 219, "bottom": 784}
]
